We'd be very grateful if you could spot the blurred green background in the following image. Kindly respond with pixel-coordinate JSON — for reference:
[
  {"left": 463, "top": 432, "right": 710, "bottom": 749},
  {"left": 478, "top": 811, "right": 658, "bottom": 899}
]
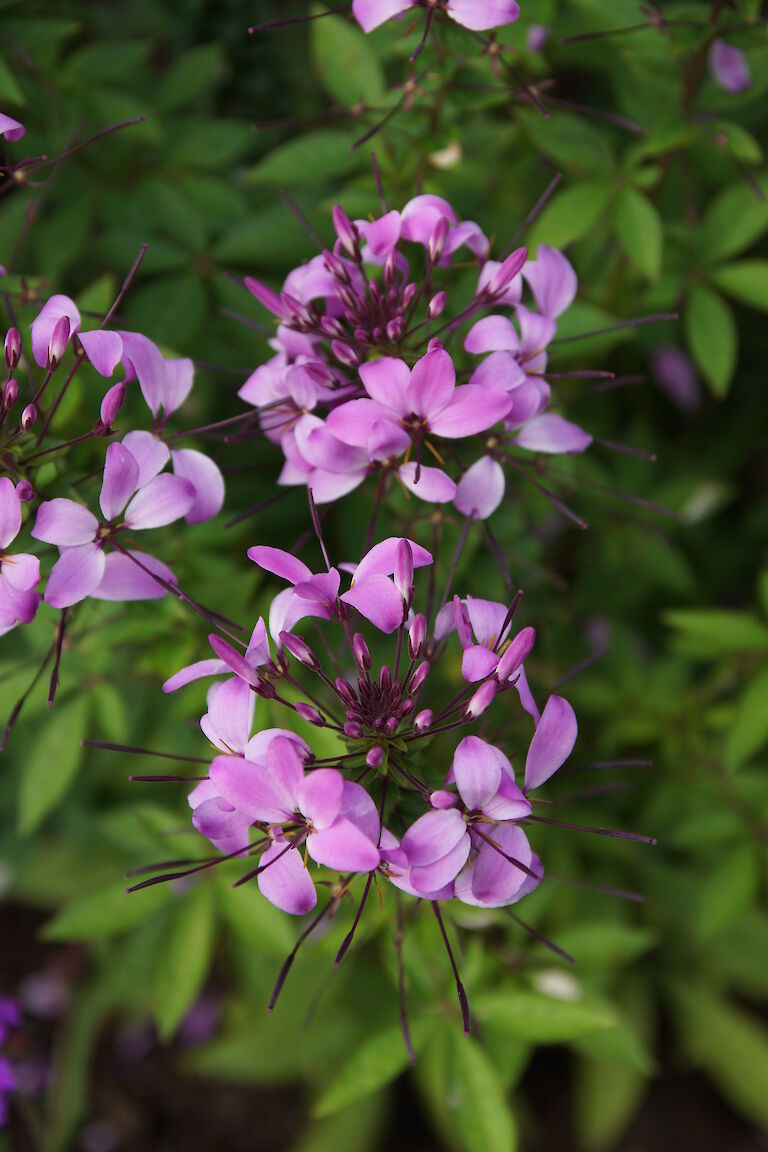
[{"left": 1, "top": 1, "right": 767, "bottom": 1149}]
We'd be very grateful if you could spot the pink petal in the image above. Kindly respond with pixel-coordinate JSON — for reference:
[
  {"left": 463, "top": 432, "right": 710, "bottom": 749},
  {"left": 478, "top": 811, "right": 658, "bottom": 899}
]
[
  {"left": 117, "top": 331, "right": 167, "bottom": 417},
  {"left": 1, "top": 552, "right": 40, "bottom": 592},
  {"left": 429, "top": 385, "right": 512, "bottom": 438},
  {"left": 307, "top": 818, "right": 380, "bottom": 871},
  {"left": 505, "top": 379, "right": 547, "bottom": 425},
  {"left": 456, "top": 825, "right": 532, "bottom": 907},
  {"left": 209, "top": 754, "right": 297, "bottom": 824},
  {"left": 296, "top": 417, "right": 370, "bottom": 474},
  {"left": 408, "top": 348, "right": 455, "bottom": 419},
  {"left": 464, "top": 315, "right": 520, "bottom": 354},
  {"left": 461, "top": 645, "right": 500, "bottom": 682},
  {"left": 32, "top": 499, "right": 98, "bottom": 547},
  {"left": 523, "top": 246, "right": 577, "bottom": 318},
  {"left": 446, "top": 0, "right": 519, "bottom": 30},
  {"left": 30, "top": 295, "right": 81, "bottom": 369},
  {"left": 258, "top": 839, "right": 317, "bottom": 915},
  {"left": 121, "top": 430, "right": 171, "bottom": 487},
  {"left": 368, "top": 419, "right": 411, "bottom": 461},
  {"left": 326, "top": 398, "right": 396, "bottom": 447},
  {"left": 0, "top": 113, "right": 25, "bottom": 142},
  {"left": 245, "top": 727, "right": 310, "bottom": 765},
  {"left": 709, "top": 39, "right": 751, "bottom": 93},
  {"left": 352, "top": 536, "right": 432, "bottom": 584},
  {"left": 482, "top": 773, "right": 531, "bottom": 821},
  {"left": 517, "top": 306, "right": 557, "bottom": 355},
  {"left": 514, "top": 413, "right": 592, "bottom": 454},
  {"left": 401, "top": 807, "right": 467, "bottom": 867},
  {"left": 361, "top": 210, "right": 402, "bottom": 256},
  {"left": 163, "top": 658, "right": 229, "bottom": 693},
  {"left": 0, "top": 578, "right": 40, "bottom": 626},
  {"left": 0, "top": 477, "right": 21, "bottom": 550},
  {"left": 170, "top": 448, "right": 225, "bottom": 524},
  {"left": 202, "top": 677, "right": 254, "bottom": 756},
  {"left": 398, "top": 463, "right": 456, "bottom": 503},
  {"left": 468, "top": 351, "right": 526, "bottom": 392},
  {"left": 247, "top": 546, "right": 311, "bottom": 586},
  {"left": 453, "top": 595, "right": 473, "bottom": 648},
  {"left": 524, "top": 695, "right": 578, "bottom": 791},
  {"left": 477, "top": 261, "right": 522, "bottom": 306},
  {"left": 410, "top": 834, "right": 470, "bottom": 894},
  {"left": 400, "top": 194, "right": 458, "bottom": 243},
  {"left": 44, "top": 543, "right": 105, "bottom": 608},
  {"left": 359, "top": 357, "right": 410, "bottom": 412},
  {"left": 341, "top": 573, "right": 404, "bottom": 633},
  {"left": 91, "top": 550, "right": 175, "bottom": 601},
  {"left": 77, "top": 330, "right": 123, "bottom": 377},
  {"left": 193, "top": 797, "right": 251, "bottom": 855},
  {"left": 452, "top": 736, "right": 503, "bottom": 810},
  {"left": 340, "top": 781, "right": 380, "bottom": 844},
  {"left": 455, "top": 457, "right": 505, "bottom": 519},
  {"left": 304, "top": 467, "right": 367, "bottom": 504},
  {"left": 466, "top": 597, "right": 509, "bottom": 647},
  {"left": 298, "top": 768, "right": 344, "bottom": 830},
  {"left": 124, "top": 473, "right": 195, "bottom": 529},
  {"left": 162, "top": 358, "right": 194, "bottom": 416},
  {"left": 100, "top": 442, "right": 139, "bottom": 521}
]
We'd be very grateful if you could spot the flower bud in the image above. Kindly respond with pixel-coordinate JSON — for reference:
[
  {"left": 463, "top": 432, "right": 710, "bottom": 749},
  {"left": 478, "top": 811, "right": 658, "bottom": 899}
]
[
  {"left": 413, "top": 709, "right": 433, "bottom": 733},
  {"left": 4, "top": 327, "right": 21, "bottom": 371},
  {"left": 15, "top": 479, "right": 35, "bottom": 503},
  {"left": 428, "top": 216, "right": 450, "bottom": 265},
  {"left": 280, "top": 291, "right": 311, "bottom": 325},
  {"left": 379, "top": 665, "right": 391, "bottom": 692},
  {"left": 245, "top": 276, "right": 289, "bottom": 318},
  {"left": 366, "top": 746, "right": 384, "bottom": 769},
  {"left": 252, "top": 674, "right": 276, "bottom": 700},
  {"left": 323, "top": 249, "right": 349, "bottom": 283},
  {"left": 427, "top": 291, "right": 446, "bottom": 320},
  {"left": 386, "top": 318, "right": 403, "bottom": 343},
  {"left": 353, "top": 632, "right": 371, "bottom": 672},
  {"left": 344, "top": 719, "right": 363, "bottom": 739},
  {"left": 3, "top": 378, "right": 18, "bottom": 409},
  {"left": 496, "top": 626, "right": 536, "bottom": 682},
  {"left": 394, "top": 539, "right": 413, "bottom": 603},
  {"left": 465, "top": 681, "right": 498, "bottom": 719},
  {"left": 47, "top": 315, "right": 70, "bottom": 369},
  {"left": 336, "top": 677, "right": 357, "bottom": 706},
  {"left": 279, "top": 630, "right": 320, "bottom": 670},
  {"left": 383, "top": 251, "right": 398, "bottom": 287},
  {"left": 295, "top": 701, "right": 326, "bottom": 727},
  {"left": 410, "top": 660, "right": 430, "bottom": 693},
  {"left": 332, "top": 205, "right": 358, "bottom": 255},
  {"left": 208, "top": 633, "right": 260, "bottom": 687},
  {"left": 402, "top": 283, "right": 418, "bottom": 309},
  {"left": 408, "top": 613, "right": 427, "bottom": 659},
  {"left": 320, "top": 315, "right": 345, "bottom": 338},
  {"left": 331, "top": 340, "right": 359, "bottom": 368},
  {"left": 430, "top": 789, "right": 457, "bottom": 810},
  {"left": 484, "top": 247, "right": 527, "bottom": 298},
  {"left": 99, "top": 382, "right": 125, "bottom": 428},
  {"left": 20, "top": 403, "right": 36, "bottom": 431}
]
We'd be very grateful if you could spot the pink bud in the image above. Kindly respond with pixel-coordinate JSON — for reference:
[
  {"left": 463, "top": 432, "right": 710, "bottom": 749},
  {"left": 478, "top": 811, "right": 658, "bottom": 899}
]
[
  {"left": 295, "top": 702, "right": 326, "bottom": 727},
  {"left": 427, "top": 337, "right": 443, "bottom": 353},
  {"left": 379, "top": 665, "right": 391, "bottom": 692},
  {"left": 402, "top": 283, "right": 418, "bottom": 308},
  {"left": 21, "top": 403, "right": 36, "bottom": 430},
  {"left": 428, "top": 216, "right": 450, "bottom": 265},
  {"left": 4, "top": 327, "right": 21, "bottom": 370},
  {"left": 427, "top": 291, "right": 446, "bottom": 320},
  {"left": 244, "top": 276, "right": 289, "bottom": 318},
  {"left": 252, "top": 674, "right": 276, "bottom": 700},
  {"left": 366, "top": 746, "right": 384, "bottom": 769},
  {"left": 465, "top": 681, "right": 498, "bottom": 719},
  {"left": 336, "top": 677, "right": 357, "bottom": 706},
  {"left": 408, "top": 614, "right": 426, "bottom": 659},
  {"left": 344, "top": 720, "right": 363, "bottom": 739},
  {"left": 323, "top": 249, "right": 349, "bottom": 283},
  {"left": 279, "top": 630, "right": 320, "bottom": 670},
  {"left": 410, "top": 661, "right": 430, "bottom": 693},
  {"left": 394, "top": 539, "right": 413, "bottom": 602},
  {"left": 3, "top": 378, "right": 18, "bottom": 409},
  {"left": 383, "top": 251, "right": 398, "bottom": 286},
  {"left": 331, "top": 340, "right": 359, "bottom": 368},
  {"left": 321, "top": 315, "right": 345, "bottom": 338},
  {"left": 208, "top": 633, "right": 260, "bottom": 687},
  {"left": 353, "top": 633, "right": 371, "bottom": 672},
  {"left": 430, "top": 789, "right": 457, "bottom": 810},
  {"left": 99, "top": 382, "right": 125, "bottom": 428},
  {"left": 15, "top": 479, "right": 35, "bottom": 502},
  {"left": 496, "top": 626, "right": 536, "bottom": 682},
  {"left": 47, "top": 315, "right": 70, "bottom": 369},
  {"left": 485, "top": 247, "right": 527, "bottom": 298},
  {"left": 332, "top": 205, "right": 358, "bottom": 255},
  {"left": 386, "top": 318, "right": 403, "bottom": 343},
  {"left": 413, "top": 709, "right": 433, "bottom": 733}
]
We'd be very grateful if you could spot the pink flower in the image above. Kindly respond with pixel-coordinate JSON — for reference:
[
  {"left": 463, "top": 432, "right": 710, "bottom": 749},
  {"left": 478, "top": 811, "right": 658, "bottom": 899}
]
[
  {"left": 0, "top": 113, "right": 24, "bottom": 142},
  {"left": 0, "top": 478, "right": 41, "bottom": 635},
  {"left": 341, "top": 537, "right": 432, "bottom": 633},
  {"left": 709, "top": 40, "right": 751, "bottom": 94},
  {"left": 352, "top": 0, "right": 520, "bottom": 35}
]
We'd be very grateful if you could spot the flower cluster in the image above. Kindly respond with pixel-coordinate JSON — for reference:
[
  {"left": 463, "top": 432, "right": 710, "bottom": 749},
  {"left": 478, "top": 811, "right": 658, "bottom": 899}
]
[{"left": 240, "top": 196, "right": 591, "bottom": 516}]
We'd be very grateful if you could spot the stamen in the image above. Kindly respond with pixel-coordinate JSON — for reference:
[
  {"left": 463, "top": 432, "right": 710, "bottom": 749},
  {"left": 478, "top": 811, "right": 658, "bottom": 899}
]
[
  {"left": 47, "top": 608, "right": 68, "bottom": 705},
  {"left": 248, "top": 6, "right": 351, "bottom": 34},
  {"left": 431, "top": 901, "right": 470, "bottom": 1037},
  {"left": 523, "top": 814, "right": 656, "bottom": 844},
  {"left": 550, "top": 312, "right": 678, "bottom": 347},
  {"left": 82, "top": 740, "right": 210, "bottom": 765},
  {"left": 505, "top": 910, "right": 575, "bottom": 966},
  {"left": 268, "top": 899, "right": 337, "bottom": 1012},
  {"left": 334, "top": 873, "right": 373, "bottom": 967},
  {"left": 307, "top": 488, "right": 332, "bottom": 571},
  {"left": 395, "top": 893, "right": 416, "bottom": 1064}
]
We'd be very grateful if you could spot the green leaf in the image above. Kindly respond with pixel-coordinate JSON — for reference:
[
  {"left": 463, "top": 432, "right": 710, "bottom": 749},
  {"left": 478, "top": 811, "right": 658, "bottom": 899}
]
[
  {"left": 725, "top": 666, "right": 768, "bottom": 770},
  {"left": 314, "top": 1025, "right": 422, "bottom": 1117},
  {"left": 684, "top": 284, "right": 737, "bottom": 397},
  {"left": 42, "top": 879, "right": 173, "bottom": 941},
  {"left": 671, "top": 983, "right": 768, "bottom": 1128},
  {"left": 127, "top": 272, "right": 206, "bottom": 346},
  {"left": 311, "top": 8, "right": 384, "bottom": 107},
  {"left": 709, "top": 259, "right": 768, "bottom": 312},
  {"left": 166, "top": 118, "right": 254, "bottom": 168},
  {"left": 18, "top": 695, "right": 89, "bottom": 834},
  {"left": 694, "top": 845, "right": 759, "bottom": 939},
  {"left": 0, "top": 54, "right": 24, "bottom": 104},
  {"left": 155, "top": 43, "right": 224, "bottom": 111},
  {"left": 575, "top": 1057, "right": 647, "bottom": 1152},
  {"left": 294, "top": 1093, "right": 387, "bottom": 1152},
  {"left": 474, "top": 986, "right": 616, "bottom": 1043},
  {"left": 554, "top": 921, "right": 656, "bottom": 968},
  {"left": 449, "top": 1033, "right": 517, "bottom": 1152},
  {"left": 528, "top": 182, "right": 613, "bottom": 249},
  {"left": 247, "top": 130, "right": 365, "bottom": 186},
  {"left": 574, "top": 1020, "right": 656, "bottom": 1075},
  {"left": 152, "top": 884, "right": 216, "bottom": 1040},
  {"left": 664, "top": 609, "right": 768, "bottom": 656},
  {"left": 615, "top": 186, "right": 662, "bottom": 278},
  {"left": 700, "top": 181, "right": 768, "bottom": 266}
]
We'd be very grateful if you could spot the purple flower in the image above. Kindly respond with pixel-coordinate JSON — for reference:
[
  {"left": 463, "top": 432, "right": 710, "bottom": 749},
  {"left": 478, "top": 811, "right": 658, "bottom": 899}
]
[
  {"left": 32, "top": 441, "right": 194, "bottom": 607},
  {"left": 163, "top": 618, "right": 273, "bottom": 693},
  {"left": 0, "top": 999, "right": 21, "bottom": 1046},
  {"left": 652, "top": 345, "right": 700, "bottom": 412},
  {"left": 0, "top": 1056, "right": 17, "bottom": 1128},
  {"left": 341, "top": 536, "right": 432, "bottom": 632},
  {"left": 0, "top": 477, "right": 41, "bottom": 634},
  {"left": 352, "top": 0, "right": 520, "bottom": 34},
  {"left": 454, "top": 456, "right": 505, "bottom": 520},
  {"left": 709, "top": 40, "right": 751, "bottom": 94},
  {"left": 0, "top": 113, "right": 24, "bottom": 142},
  {"left": 248, "top": 545, "right": 342, "bottom": 640}
]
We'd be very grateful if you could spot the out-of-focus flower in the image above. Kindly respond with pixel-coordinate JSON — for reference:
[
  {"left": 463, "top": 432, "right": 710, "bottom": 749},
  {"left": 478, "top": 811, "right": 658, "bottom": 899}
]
[
  {"left": 0, "top": 113, "right": 24, "bottom": 142},
  {"left": 352, "top": 0, "right": 520, "bottom": 34},
  {"left": 709, "top": 39, "right": 751, "bottom": 93},
  {"left": 0, "top": 477, "right": 41, "bottom": 635}
]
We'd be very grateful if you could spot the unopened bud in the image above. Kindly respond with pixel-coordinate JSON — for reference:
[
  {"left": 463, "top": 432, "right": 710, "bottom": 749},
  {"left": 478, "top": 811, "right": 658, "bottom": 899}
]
[
  {"left": 323, "top": 249, "right": 349, "bottom": 282},
  {"left": 410, "top": 661, "right": 430, "bottom": 693},
  {"left": 245, "top": 276, "right": 289, "bottom": 318},
  {"left": 332, "top": 205, "right": 358, "bottom": 256},
  {"left": 394, "top": 538, "right": 413, "bottom": 603},
  {"left": 366, "top": 746, "right": 384, "bottom": 769},
  {"left": 408, "top": 613, "right": 427, "bottom": 659},
  {"left": 336, "top": 677, "right": 357, "bottom": 706},
  {"left": 295, "top": 702, "right": 326, "bottom": 727},
  {"left": 385, "top": 715, "right": 399, "bottom": 733},
  {"left": 465, "top": 680, "right": 498, "bottom": 719},
  {"left": 15, "top": 479, "right": 34, "bottom": 503},
  {"left": 427, "top": 291, "right": 446, "bottom": 320},
  {"left": 414, "top": 709, "right": 433, "bottom": 733},
  {"left": 99, "top": 382, "right": 125, "bottom": 428},
  {"left": 20, "top": 403, "right": 36, "bottom": 431},
  {"left": 208, "top": 633, "right": 260, "bottom": 687},
  {"left": 383, "top": 251, "right": 398, "bottom": 286},
  {"left": 47, "top": 315, "right": 70, "bottom": 369},
  {"left": 386, "top": 318, "right": 403, "bottom": 343},
  {"left": 353, "top": 633, "right": 371, "bottom": 672},
  {"left": 402, "top": 282, "right": 418, "bottom": 308},
  {"left": 3, "top": 378, "right": 18, "bottom": 409},
  {"left": 344, "top": 719, "right": 363, "bottom": 739},
  {"left": 484, "top": 247, "right": 527, "bottom": 298},
  {"left": 430, "top": 789, "right": 457, "bottom": 810},
  {"left": 4, "top": 327, "right": 21, "bottom": 370},
  {"left": 331, "top": 339, "right": 359, "bottom": 368},
  {"left": 320, "top": 315, "right": 345, "bottom": 338},
  {"left": 496, "top": 626, "right": 536, "bottom": 682},
  {"left": 252, "top": 674, "right": 276, "bottom": 700},
  {"left": 427, "top": 336, "right": 443, "bottom": 353},
  {"left": 379, "top": 665, "right": 391, "bottom": 692},
  {"left": 279, "top": 630, "right": 320, "bottom": 670},
  {"left": 428, "top": 216, "right": 450, "bottom": 265}
]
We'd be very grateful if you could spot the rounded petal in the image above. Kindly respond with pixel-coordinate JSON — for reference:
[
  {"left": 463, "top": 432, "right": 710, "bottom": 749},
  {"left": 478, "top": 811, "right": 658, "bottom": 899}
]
[
  {"left": 170, "top": 448, "right": 225, "bottom": 524},
  {"left": 468, "top": 351, "right": 526, "bottom": 393},
  {"left": 193, "top": 797, "right": 251, "bottom": 855},
  {"left": 258, "top": 839, "right": 317, "bottom": 915},
  {"left": 408, "top": 348, "right": 455, "bottom": 419},
  {"left": 398, "top": 462, "right": 456, "bottom": 503},
  {"left": 524, "top": 695, "right": 578, "bottom": 791},
  {"left": 90, "top": 550, "right": 175, "bottom": 601},
  {"left": 77, "top": 330, "right": 123, "bottom": 377},
  {"left": 30, "top": 295, "right": 80, "bottom": 369},
  {"left": 0, "top": 477, "right": 22, "bottom": 549},
  {"left": 247, "top": 545, "right": 311, "bottom": 586},
  {"left": 0, "top": 113, "right": 25, "bottom": 142},
  {"left": 44, "top": 543, "right": 105, "bottom": 608},
  {"left": 359, "top": 356, "right": 410, "bottom": 412},
  {"left": 209, "top": 755, "right": 296, "bottom": 824},
  {"left": 410, "top": 834, "right": 470, "bottom": 894},
  {"left": 32, "top": 499, "right": 98, "bottom": 547},
  {"left": 298, "top": 768, "right": 344, "bottom": 830},
  {"left": 163, "top": 658, "right": 229, "bottom": 693},
  {"left": 202, "top": 677, "right": 254, "bottom": 756},
  {"left": 452, "top": 735, "right": 503, "bottom": 810},
  {"left": 121, "top": 430, "right": 171, "bottom": 487},
  {"left": 446, "top": 0, "right": 519, "bottom": 30},
  {"left": 307, "top": 818, "right": 380, "bottom": 872},
  {"left": 117, "top": 331, "right": 166, "bottom": 417},
  {"left": 100, "top": 442, "right": 139, "bottom": 521},
  {"left": 514, "top": 413, "right": 592, "bottom": 455},
  {"left": 464, "top": 315, "right": 520, "bottom": 354},
  {"left": 523, "top": 246, "right": 577, "bottom": 318},
  {"left": 455, "top": 457, "right": 505, "bottom": 519},
  {"left": 162, "top": 358, "right": 194, "bottom": 416},
  {"left": 124, "top": 473, "right": 195, "bottom": 529},
  {"left": 1, "top": 552, "right": 40, "bottom": 592},
  {"left": 429, "top": 385, "right": 513, "bottom": 438},
  {"left": 400, "top": 807, "right": 467, "bottom": 866},
  {"left": 461, "top": 645, "right": 500, "bottom": 682},
  {"left": 340, "top": 780, "right": 380, "bottom": 844},
  {"left": 326, "top": 398, "right": 396, "bottom": 447},
  {"left": 341, "top": 574, "right": 404, "bottom": 633},
  {"left": 456, "top": 825, "right": 533, "bottom": 907},
  {"left": 465, "top": 597, "right": 509, "bottom": 647},
  {"left": 352, "top": 536, "right": 432, "bottom": 584}
]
